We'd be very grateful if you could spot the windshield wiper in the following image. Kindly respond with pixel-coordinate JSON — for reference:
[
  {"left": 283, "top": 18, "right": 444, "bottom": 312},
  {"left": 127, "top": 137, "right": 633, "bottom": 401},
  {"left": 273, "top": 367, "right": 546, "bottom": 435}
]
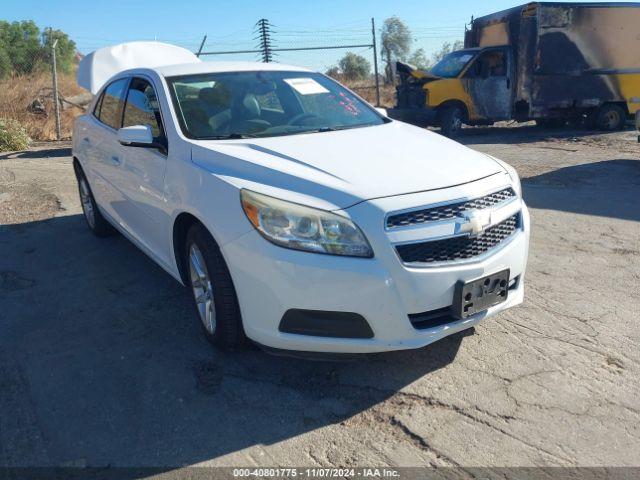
[
  {"left": 201, "top": 133, "right": 257, "bottom": 140},
  {"left": 314, "top": 124, "right": 375, "bottom": 133},
  {"left": 201, "top": 124, "right": 378, "bottom": 140}
]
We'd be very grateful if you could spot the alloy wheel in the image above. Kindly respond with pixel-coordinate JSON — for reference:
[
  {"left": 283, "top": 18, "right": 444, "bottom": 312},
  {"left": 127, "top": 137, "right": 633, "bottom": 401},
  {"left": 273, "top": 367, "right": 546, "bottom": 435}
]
[
  {"left": 189, "top": 244, "right": 216, "bottom": 334},
  {"left": 79, "top": 178, "right": 95, "bottom": 228}
]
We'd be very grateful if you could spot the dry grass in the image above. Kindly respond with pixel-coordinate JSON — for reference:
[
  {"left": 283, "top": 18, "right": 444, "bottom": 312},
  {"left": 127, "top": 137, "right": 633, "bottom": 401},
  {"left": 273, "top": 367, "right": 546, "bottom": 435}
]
[
  {"left": 344, "top": 80, "right": 396, "bottom": 108},
  {"left": 0, "top": 71, "right": 85, "bottom": 141}
]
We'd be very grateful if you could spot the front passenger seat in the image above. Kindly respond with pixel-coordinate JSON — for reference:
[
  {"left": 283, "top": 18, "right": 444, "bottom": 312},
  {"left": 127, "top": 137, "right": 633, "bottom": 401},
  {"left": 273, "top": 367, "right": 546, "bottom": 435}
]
[{"left": 230, "top": 94, "right": 270, "bottom": 133}]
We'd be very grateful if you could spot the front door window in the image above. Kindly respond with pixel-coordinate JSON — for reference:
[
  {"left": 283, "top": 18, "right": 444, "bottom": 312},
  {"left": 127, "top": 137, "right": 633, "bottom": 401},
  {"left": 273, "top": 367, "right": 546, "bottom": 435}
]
[{"left": 123, "top": 77, "right": 167, "bottom": 150}]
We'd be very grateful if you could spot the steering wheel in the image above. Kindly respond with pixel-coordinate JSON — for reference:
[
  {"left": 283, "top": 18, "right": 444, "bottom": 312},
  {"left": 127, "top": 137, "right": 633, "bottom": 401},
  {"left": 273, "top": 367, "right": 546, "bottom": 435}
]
[{"left": 287, "top": 113, "right": 320, "bottom": 126}]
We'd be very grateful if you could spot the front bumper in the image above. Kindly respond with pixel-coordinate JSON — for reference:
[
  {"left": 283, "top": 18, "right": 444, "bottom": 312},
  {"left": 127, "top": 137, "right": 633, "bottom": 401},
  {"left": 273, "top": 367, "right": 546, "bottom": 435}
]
[
  {"left": 387, "top": 107, "right": 437, "bottom": 127},
  {"left": 222, "top": 182, "right": 530, "bottom": 354}
]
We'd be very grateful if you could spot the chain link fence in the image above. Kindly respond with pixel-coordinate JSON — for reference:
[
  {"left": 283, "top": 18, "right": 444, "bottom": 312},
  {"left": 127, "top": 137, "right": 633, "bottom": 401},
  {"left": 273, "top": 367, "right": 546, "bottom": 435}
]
[{"left": 196, "top": 19, "right": 382, "bottom": 106}]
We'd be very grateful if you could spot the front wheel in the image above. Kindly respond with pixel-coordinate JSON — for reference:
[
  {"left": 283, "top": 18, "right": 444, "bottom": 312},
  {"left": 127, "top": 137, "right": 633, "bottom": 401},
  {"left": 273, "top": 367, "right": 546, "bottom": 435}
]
[
  {"left": 185, "top": 224, "right": 246, "bottom": 349},
  {"left": 439, "top": 106, "right": 464, "bottom": 138}
]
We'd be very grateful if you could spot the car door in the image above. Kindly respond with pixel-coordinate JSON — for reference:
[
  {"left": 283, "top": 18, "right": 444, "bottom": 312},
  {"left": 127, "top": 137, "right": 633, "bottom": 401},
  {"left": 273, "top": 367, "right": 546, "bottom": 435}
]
[
  {"left": 84, "top": 77, "right": 130, "bottom": 223},
  {"left": 463, "top": 48, "right": 514, "bottom": 121},
  {"left": 116, "top": 76, "right": 171, "bottom": 261}
]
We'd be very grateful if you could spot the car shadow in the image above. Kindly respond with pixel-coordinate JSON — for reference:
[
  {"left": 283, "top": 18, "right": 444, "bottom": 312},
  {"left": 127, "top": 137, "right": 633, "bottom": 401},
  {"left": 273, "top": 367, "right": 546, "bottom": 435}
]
[
  {"left": 521, "top": 159, "right": 640, "bottom": 222},
  {"left": 457, "top": 124, "right": 634, "bottom": 146},
  {"left": 0, "top": 214, "right": 468, "bottom": 472},
  {"left": 0, "top": 147, "right": 72, "bottom": 161}
]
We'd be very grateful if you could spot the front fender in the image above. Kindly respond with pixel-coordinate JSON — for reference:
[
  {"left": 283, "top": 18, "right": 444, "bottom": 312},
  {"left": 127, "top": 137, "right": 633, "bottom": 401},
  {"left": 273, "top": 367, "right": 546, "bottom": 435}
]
[{"left": 426, "top": 79, "right": 475, "bottom": 119}]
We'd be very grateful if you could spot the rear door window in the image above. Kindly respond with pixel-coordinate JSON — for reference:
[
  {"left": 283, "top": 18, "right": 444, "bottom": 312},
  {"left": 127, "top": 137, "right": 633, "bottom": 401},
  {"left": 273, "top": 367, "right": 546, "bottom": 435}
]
[{"left": 95, "top": 78, "right": 129, "bottom": 129}]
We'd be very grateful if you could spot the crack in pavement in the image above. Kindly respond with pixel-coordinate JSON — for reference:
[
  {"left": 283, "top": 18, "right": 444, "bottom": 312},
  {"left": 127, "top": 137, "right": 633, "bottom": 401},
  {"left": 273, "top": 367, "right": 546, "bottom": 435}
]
[
  {"left": 387, "top": 415, "right": 460, "bottom": 468},
  {"left": 222, "top": 368, "right": 574, "bottom": 465}
]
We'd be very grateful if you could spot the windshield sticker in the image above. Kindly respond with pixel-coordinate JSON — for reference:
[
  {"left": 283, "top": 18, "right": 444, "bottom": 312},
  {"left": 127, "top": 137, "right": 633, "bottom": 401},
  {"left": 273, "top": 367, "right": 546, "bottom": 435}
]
[
  {"left": 460, "top": 54, "right": 474, "bottom": 62},
  {"left": 284, "top": 77, "right": 329, "bottom": 95}
]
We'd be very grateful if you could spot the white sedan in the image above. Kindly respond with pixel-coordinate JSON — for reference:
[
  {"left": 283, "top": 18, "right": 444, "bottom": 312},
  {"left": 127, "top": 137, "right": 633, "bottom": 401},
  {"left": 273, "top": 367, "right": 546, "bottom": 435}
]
[{"left": 73, "top": 42, "right": 530, "bottom": 354}]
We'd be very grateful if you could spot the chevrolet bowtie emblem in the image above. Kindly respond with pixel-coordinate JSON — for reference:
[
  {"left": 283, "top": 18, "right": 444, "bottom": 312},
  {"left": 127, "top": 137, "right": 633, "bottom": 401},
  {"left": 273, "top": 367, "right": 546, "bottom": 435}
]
[{"left": 457, "top": 210, "right": 492, "bottom": 237}]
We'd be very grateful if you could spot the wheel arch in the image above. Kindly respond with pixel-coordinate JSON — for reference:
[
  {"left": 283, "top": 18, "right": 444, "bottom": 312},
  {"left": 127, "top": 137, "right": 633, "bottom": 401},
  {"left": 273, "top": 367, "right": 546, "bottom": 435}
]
[
  {"left": 72, "top": 156, "right": 83, "bottom": 175},
  {"left": 173, "top": 212, "right": 206, "bottom": 285},
  {"left": 602, "top": 101, "right": 630, "bottom": 117},
  {"left": 172, "top": 211, "right": 231, "bottom": 286},
  {"left": 436, "top": 100, "right": 470, "bottom": 122}
]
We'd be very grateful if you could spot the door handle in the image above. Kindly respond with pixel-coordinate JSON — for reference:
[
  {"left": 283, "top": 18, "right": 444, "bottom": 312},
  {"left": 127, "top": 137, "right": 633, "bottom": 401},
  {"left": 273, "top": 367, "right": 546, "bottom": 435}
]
[
  {"left": 506, "top": 78, "right": 511, "bottom": 89},
  {"left": 110, "top": 156, "right": 121, "bottom": 166},
  {"left": 83, "top": 137, "right": 91, "bottom": 144}
]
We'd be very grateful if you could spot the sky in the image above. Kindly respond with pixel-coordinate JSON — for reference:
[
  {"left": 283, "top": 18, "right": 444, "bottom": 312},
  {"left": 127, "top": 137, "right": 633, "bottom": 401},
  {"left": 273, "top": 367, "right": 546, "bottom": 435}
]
[{"left": 1, "top": 0, "right": 622, "bottom": 72}]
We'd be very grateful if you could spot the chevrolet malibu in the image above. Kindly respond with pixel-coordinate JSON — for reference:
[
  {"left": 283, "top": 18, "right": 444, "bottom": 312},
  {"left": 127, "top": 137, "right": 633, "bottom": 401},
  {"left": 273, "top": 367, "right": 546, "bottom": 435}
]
[{"left": 73, "top": 42, "right": 530, "bottom": 354}]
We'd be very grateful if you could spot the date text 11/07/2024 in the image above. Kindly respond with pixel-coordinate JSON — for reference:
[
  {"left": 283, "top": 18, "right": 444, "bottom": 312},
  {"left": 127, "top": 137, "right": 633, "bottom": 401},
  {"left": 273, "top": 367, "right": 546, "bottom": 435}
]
[{"left": 231, "top": 467, "right": 401, "bottom": 478}]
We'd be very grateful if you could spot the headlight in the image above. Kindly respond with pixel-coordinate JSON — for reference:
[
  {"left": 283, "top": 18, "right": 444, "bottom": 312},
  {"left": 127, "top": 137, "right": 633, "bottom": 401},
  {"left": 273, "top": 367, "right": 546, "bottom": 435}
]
[
  {"left": 485, "top": 154, "right": 522, "bottom": 197},
  {"left": 508, "top": 166, "right": 522, "bottom": 197},
  {"left": 505, "top": 163, "right": 522, "bottom": 197},
  {"left": 240, "top": 189, "right": 373, "bottom": 258}
]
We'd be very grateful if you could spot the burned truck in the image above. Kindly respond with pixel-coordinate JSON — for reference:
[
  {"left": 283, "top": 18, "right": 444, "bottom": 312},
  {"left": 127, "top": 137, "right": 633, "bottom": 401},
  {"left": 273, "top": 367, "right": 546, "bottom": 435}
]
[{"left": 389, "top": 2, "right": 640, "bottom": 136}]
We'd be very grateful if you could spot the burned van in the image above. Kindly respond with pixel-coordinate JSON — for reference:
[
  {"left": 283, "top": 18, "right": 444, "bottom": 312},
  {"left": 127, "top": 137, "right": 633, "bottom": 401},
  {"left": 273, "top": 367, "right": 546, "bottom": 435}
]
[{"left": 389, "top": 2, "right": 640, "bottom": 136}]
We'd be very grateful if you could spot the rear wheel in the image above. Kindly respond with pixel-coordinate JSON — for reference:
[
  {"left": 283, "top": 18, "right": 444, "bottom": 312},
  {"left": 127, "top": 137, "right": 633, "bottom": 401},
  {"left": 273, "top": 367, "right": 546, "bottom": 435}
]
[
  {"left": 75, "top": 167, "right": 114, "bottom": 237},
  {"left": 594, "top": 104, "right": 626, "bottom": 131},
  {"left": 439, "top": 106, "right": 464, "bottom": 138},
  {"left": 185, "top": 223, "right": 246, "bottom": 349}
]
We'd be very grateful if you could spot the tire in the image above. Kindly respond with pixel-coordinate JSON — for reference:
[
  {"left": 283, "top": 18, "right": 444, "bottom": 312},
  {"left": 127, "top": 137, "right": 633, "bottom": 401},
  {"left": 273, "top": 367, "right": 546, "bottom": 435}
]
[
  {"left": 535, "top": 118, "right": 565, "bottom": 129},
  {"left": 439, "top": 106, "right": 464, "bottom": 138},
  {"left": 74, "top": 166, "right": 114, "bottom": 237},
  {"left": 594, "top": 104, "right": 626, "bottom": 131},
  {"left": 184, "top": 223, "right": 246, "bottom": 349}
]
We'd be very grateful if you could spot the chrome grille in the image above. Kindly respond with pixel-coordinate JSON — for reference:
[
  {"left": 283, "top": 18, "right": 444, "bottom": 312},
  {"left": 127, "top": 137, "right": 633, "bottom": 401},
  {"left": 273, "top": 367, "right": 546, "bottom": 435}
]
[
  {"left": 386, "top": 187, "right": 516, "bottom": 229},
  {"left": 396, "top": 215, "right": 519, "bottom": 264}
]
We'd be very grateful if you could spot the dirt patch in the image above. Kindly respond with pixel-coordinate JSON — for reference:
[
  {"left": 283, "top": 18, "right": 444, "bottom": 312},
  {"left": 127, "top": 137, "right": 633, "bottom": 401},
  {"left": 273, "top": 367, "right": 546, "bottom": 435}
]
[
  {"left": 193, "top": 360, "right": 224, "bottom": 394},
  {"left": 0, "top": 183, "right": 63, "bottom": 224}
]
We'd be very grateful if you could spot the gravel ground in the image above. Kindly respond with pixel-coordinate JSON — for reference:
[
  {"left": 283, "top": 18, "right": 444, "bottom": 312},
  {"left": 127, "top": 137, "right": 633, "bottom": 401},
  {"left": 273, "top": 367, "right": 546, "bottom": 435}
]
[{"left": 0, "top": 126, "right": 638, "bottom": 474}]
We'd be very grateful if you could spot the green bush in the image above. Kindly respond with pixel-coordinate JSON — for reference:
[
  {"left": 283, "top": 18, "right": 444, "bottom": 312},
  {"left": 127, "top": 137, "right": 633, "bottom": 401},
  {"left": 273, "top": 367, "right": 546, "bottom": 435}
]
[{"left": 0, "top": 118, "right": 30, "bottom": 152}]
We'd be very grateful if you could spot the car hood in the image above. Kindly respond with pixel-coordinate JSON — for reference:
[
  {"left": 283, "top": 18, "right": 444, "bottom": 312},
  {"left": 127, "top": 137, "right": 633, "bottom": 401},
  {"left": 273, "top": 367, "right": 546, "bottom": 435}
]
[{"left": 190, "top": 121, "right": 504, "bottom": 210}]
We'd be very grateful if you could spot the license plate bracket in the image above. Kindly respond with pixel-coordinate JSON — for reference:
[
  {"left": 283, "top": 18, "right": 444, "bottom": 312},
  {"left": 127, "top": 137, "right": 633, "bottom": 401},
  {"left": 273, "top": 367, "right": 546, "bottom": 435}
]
[{"left": 452, "top": 269, "right": 510, "bottom": 319}]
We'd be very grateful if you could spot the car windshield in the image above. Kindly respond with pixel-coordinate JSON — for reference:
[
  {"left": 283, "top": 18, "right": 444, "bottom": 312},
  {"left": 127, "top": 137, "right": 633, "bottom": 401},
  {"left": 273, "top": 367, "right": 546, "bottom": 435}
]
[
  {"left": 167, "top": 70, "right": 386, "bottom": 139},
  {"left": 430, "top": 51, "right": 478, "bottom": 78}
]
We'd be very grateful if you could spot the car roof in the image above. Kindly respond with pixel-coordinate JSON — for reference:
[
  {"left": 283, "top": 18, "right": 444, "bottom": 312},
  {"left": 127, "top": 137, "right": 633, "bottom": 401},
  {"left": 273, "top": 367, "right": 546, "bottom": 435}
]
[{"left": 155, "top": 61, "right": 313, "bottom": 78}]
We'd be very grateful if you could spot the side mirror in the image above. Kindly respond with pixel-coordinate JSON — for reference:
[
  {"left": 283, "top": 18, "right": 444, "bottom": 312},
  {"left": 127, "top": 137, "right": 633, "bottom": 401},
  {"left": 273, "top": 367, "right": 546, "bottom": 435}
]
[
  {"left": 375, "top": 107, "right": 388, "bottom": 117},
  {"left": 117, "top": 125, "right": 154, "bottom": 147}
]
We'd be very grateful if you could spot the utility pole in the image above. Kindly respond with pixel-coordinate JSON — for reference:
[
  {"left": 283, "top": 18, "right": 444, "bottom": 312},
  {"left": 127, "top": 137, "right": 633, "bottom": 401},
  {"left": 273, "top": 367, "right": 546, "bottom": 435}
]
[
  {"left": 256, "top": 19, "right": 273, "bottom": 63},
  {"left": 371, "top": 17, "right": 380, "bottom": 107},
  {"left": 49, "top": 28, "right": 61, "bottom": 141}
]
